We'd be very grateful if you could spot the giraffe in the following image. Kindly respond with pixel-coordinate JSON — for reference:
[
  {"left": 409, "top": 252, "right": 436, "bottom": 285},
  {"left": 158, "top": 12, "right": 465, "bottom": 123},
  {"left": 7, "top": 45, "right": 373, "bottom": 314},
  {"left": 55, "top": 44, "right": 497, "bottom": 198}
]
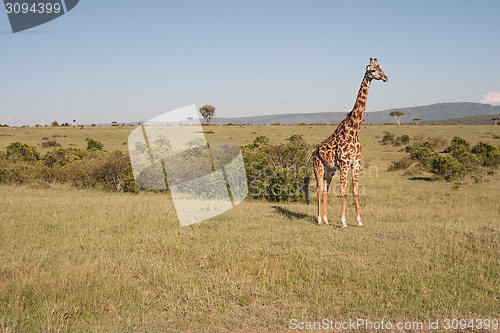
[{"left": 303, "top": 58, "right": 388, "bottom": 227}]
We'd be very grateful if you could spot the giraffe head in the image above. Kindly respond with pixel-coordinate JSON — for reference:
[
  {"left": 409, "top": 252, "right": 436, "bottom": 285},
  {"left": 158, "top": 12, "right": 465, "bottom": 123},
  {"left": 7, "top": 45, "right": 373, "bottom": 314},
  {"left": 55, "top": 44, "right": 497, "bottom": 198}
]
[{"left": 365, "top": 58, "right": 388, "bottom": 82}]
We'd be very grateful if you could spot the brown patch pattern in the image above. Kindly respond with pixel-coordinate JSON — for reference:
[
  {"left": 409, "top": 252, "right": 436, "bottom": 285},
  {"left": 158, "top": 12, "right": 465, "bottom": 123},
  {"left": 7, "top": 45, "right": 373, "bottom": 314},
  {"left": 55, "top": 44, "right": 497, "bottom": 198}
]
[{"left": 310, "top": 58, "right": 388, "bottom": 227}]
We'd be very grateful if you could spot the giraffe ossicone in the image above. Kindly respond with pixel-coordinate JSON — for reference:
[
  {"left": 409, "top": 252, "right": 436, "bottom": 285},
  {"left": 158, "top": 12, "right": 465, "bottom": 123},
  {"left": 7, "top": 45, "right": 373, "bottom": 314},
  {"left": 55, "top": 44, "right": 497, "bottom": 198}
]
[{"left": 304, "top": 58, "right": 388, "bottom": 227}]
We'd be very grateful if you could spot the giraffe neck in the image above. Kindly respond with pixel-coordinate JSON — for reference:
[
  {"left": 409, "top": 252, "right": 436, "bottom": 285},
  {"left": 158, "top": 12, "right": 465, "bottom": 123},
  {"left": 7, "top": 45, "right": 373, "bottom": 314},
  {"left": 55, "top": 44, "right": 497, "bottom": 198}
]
[{"left": 346, "top": 74, "right": 371, "bottom": 133}]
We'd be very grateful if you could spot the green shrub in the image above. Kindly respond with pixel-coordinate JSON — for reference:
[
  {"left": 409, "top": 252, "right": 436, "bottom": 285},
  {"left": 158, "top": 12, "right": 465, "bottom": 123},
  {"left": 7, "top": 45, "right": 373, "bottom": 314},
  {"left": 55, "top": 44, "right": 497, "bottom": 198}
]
[
  {"left": 0, "top": 159, "right": 56, "bottom": 184},
  {"left": 450, "top": 136, "right": 470, "bottom": 152},
  {"left": 451, "top": 148, "right": 480, "bottom": 171},
  {"left": 410, "top": 146, "right": 438, "bottom": 169},
  {"left": 429, "top": 154, "right": 466, "bottom": 181},
  {"left": 65, "top": 150, "right": 135, "bottom": 192},
  {"left": 382, "top": 131, "right": 394, "bottom": 145},
  {"left": 246, "top": 135, "right": 269, "bottom": 149},
  {"left": 5, "top": 142, "right": 40, "bottom": 161},
  {"left": 242, "top": 146, "right": 271, "bottom": 199},
  {"left": 407, "top": 139, "right": 436, "bottom": 152},
  {"left": 399, "top": 134, "right": 410, "bottom": 144},
  {"left": 399, "top": 137, "right": 500, "bottom": 182},
  {"left": 288, "top": 135, "right": 304, "bottom": 143},
  {"left": 43, "top": 147, "right": 86, "bottom": 166},
  {"left": 242, "top": 136, "right": 310, "bottom": 201},
  {"left": 254, "top": 135, "right": 269, "bottom": 144},
  {"left": 41, "top": 140, "right": 61, "bottom": 148},
  {"left": 86, "top": 138, "right": 104, "bottom": 151},
  {"left": 268, "top": 167, "right": 304, "bottom": 202},
  {"left": 471, "top": 141, "right": 500, "bottom": 166}
]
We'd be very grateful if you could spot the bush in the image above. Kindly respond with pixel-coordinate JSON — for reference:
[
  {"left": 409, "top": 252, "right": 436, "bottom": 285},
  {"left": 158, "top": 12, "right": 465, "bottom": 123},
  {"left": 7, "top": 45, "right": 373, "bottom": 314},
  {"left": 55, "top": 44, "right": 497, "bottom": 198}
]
[
  {"left": 0, "top": 160, "right": 33, "bottom": 184},
  {"left": 242, "top": 135, "right": 311, "bottom": 201},
  {"left": 452, "top": 149, "right": 481, "bottom": 171},
  {"left": 288, "top": 135, "right": 304, "bottom": 143},
  {"left": 399, "top": 134, "right": 410, "bottom": 144},
  {"left": 246, "top": 135, "right": 269, "bottom": 149},
  {"left": 429, "top": 154, "right": 466, "bottom": 181},
  {"left": 268, "top": 167, "right": 304, "bottom": 202},
  {"left": 43, "top": 147, "right": 85, "bottom": 166},
  {"left": 86, "top": 138, "right": 104, "bottom": 151},
  {"left": 382, "top": 131, "right": 394, "bottom": 145},
  {"left": 397, "top": 137, "right": 500, "bottom": 182},
  {"left": 5, "top": 142, "right": 40, "bottom": 161},
  {"left": 41, "top": 140, "right": 61, "bottom": 148},
  {"left": 410, "top": 146, "right": 438, "bottom": 169},
  {"left": 381, "top": 133, "right": 409, "bottom": 146},
  {"left": 66, "top": 150, "right": 136, "bottom": 192},
  {"left": 450, "top": 136, "right": 470, "bottom": 152},
  {"left": 406, "top": 140, "right": 436, "bottom": 154},
  {"left": 471, "top": 141, "right": 500, "bottom": 166},
  {"left": 254, "top": 135, "right": 269, "bottom": 144},
  {"left": 0, "top": 141, "right": 137, "bottom": 192}
]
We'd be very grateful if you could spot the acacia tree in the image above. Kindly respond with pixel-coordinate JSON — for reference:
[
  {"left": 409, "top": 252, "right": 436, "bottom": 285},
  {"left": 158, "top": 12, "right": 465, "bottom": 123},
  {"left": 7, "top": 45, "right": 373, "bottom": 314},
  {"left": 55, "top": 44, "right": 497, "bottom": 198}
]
[
  {"left": 390, "top": 110, "right": 404, "bottom": 127},
  {"left": 199, "top": 105, "right": 216, "bottom": 132},
  {"left": 413, "top": 118, "right": 421, "bottom": 125}
]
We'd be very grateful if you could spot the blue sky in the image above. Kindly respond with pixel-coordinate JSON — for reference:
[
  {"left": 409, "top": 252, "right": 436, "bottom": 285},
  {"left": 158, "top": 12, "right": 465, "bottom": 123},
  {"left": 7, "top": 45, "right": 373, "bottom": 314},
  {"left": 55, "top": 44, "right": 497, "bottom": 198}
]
[{"left": 1, "top": 0, "right": 500, "bottom": 126}]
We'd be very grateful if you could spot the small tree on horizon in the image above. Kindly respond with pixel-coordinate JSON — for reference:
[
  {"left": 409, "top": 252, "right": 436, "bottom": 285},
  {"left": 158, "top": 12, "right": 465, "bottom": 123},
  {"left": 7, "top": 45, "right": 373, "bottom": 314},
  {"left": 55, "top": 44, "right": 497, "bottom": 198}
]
[
  {"left": 199, "top": 105, "right": 216, "bottom": 132},
  {"left": 413, "top": 118, "right": 421, "bottom": 125},
  {"left": 390, "top": 110, "right": 405, "bottom": 127},
  {"left": 51, "top": 121, "right": 59, "bottom": 127}
]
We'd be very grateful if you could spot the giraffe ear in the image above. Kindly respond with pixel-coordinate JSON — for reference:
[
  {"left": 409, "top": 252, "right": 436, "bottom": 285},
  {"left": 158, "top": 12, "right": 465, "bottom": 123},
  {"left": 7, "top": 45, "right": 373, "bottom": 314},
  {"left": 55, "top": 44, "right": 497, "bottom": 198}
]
[{"left": 366, "top": 65, "right": 371, "bottom": 71}]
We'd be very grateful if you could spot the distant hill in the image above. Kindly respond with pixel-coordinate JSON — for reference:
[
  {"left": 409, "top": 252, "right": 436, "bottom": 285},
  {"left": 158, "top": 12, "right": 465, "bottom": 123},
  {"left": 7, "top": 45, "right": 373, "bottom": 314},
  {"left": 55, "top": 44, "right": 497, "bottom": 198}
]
[
  {"left": 422, "top": 113, "right": 500, "bottom": 125},
  {"left": 211, "top": 102, "right": 500, "bottom": 125},
  {"left": 393, "top": 103, "right": 500, "bottom": 124}
]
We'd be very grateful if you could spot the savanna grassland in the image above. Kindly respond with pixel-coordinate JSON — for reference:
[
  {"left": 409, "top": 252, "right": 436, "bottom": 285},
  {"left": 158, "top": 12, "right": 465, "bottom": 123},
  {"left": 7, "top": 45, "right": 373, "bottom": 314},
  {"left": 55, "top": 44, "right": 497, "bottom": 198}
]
[{"left": 1, "top": 124, "right": 499, "bottom": 332}]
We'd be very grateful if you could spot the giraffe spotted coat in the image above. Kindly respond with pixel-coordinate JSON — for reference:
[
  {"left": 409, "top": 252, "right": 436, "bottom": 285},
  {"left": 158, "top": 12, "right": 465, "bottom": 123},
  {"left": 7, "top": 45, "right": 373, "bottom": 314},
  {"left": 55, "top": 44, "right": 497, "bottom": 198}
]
[{"left": 306, "top": 58, "right": 388, "bottom": 227}]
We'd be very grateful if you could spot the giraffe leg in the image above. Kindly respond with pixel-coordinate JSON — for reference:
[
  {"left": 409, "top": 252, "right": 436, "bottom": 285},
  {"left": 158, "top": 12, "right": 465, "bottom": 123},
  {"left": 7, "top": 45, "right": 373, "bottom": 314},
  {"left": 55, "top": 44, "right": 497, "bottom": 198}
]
[
  {"left": 352, "top": 160, "right": 363, "bottom": 227},
  {"left": 339, "top": 166, "right": 348, "bottom": 228},
  {"left": 313, "top": 159, "right": 325, "bottom": 225},
  {"left": 317, "top": 181, "right": 323, "bottom": 225},
  {"left": 322, "top": 174, "right": 333, "bottom": 225}
]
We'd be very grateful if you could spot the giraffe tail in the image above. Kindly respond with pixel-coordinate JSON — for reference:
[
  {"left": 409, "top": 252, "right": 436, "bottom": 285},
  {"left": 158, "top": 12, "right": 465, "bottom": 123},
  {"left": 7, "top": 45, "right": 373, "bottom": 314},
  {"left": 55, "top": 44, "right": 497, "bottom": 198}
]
[{"left": 303, "top": 152, "right": 314, "bottom": 205}]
